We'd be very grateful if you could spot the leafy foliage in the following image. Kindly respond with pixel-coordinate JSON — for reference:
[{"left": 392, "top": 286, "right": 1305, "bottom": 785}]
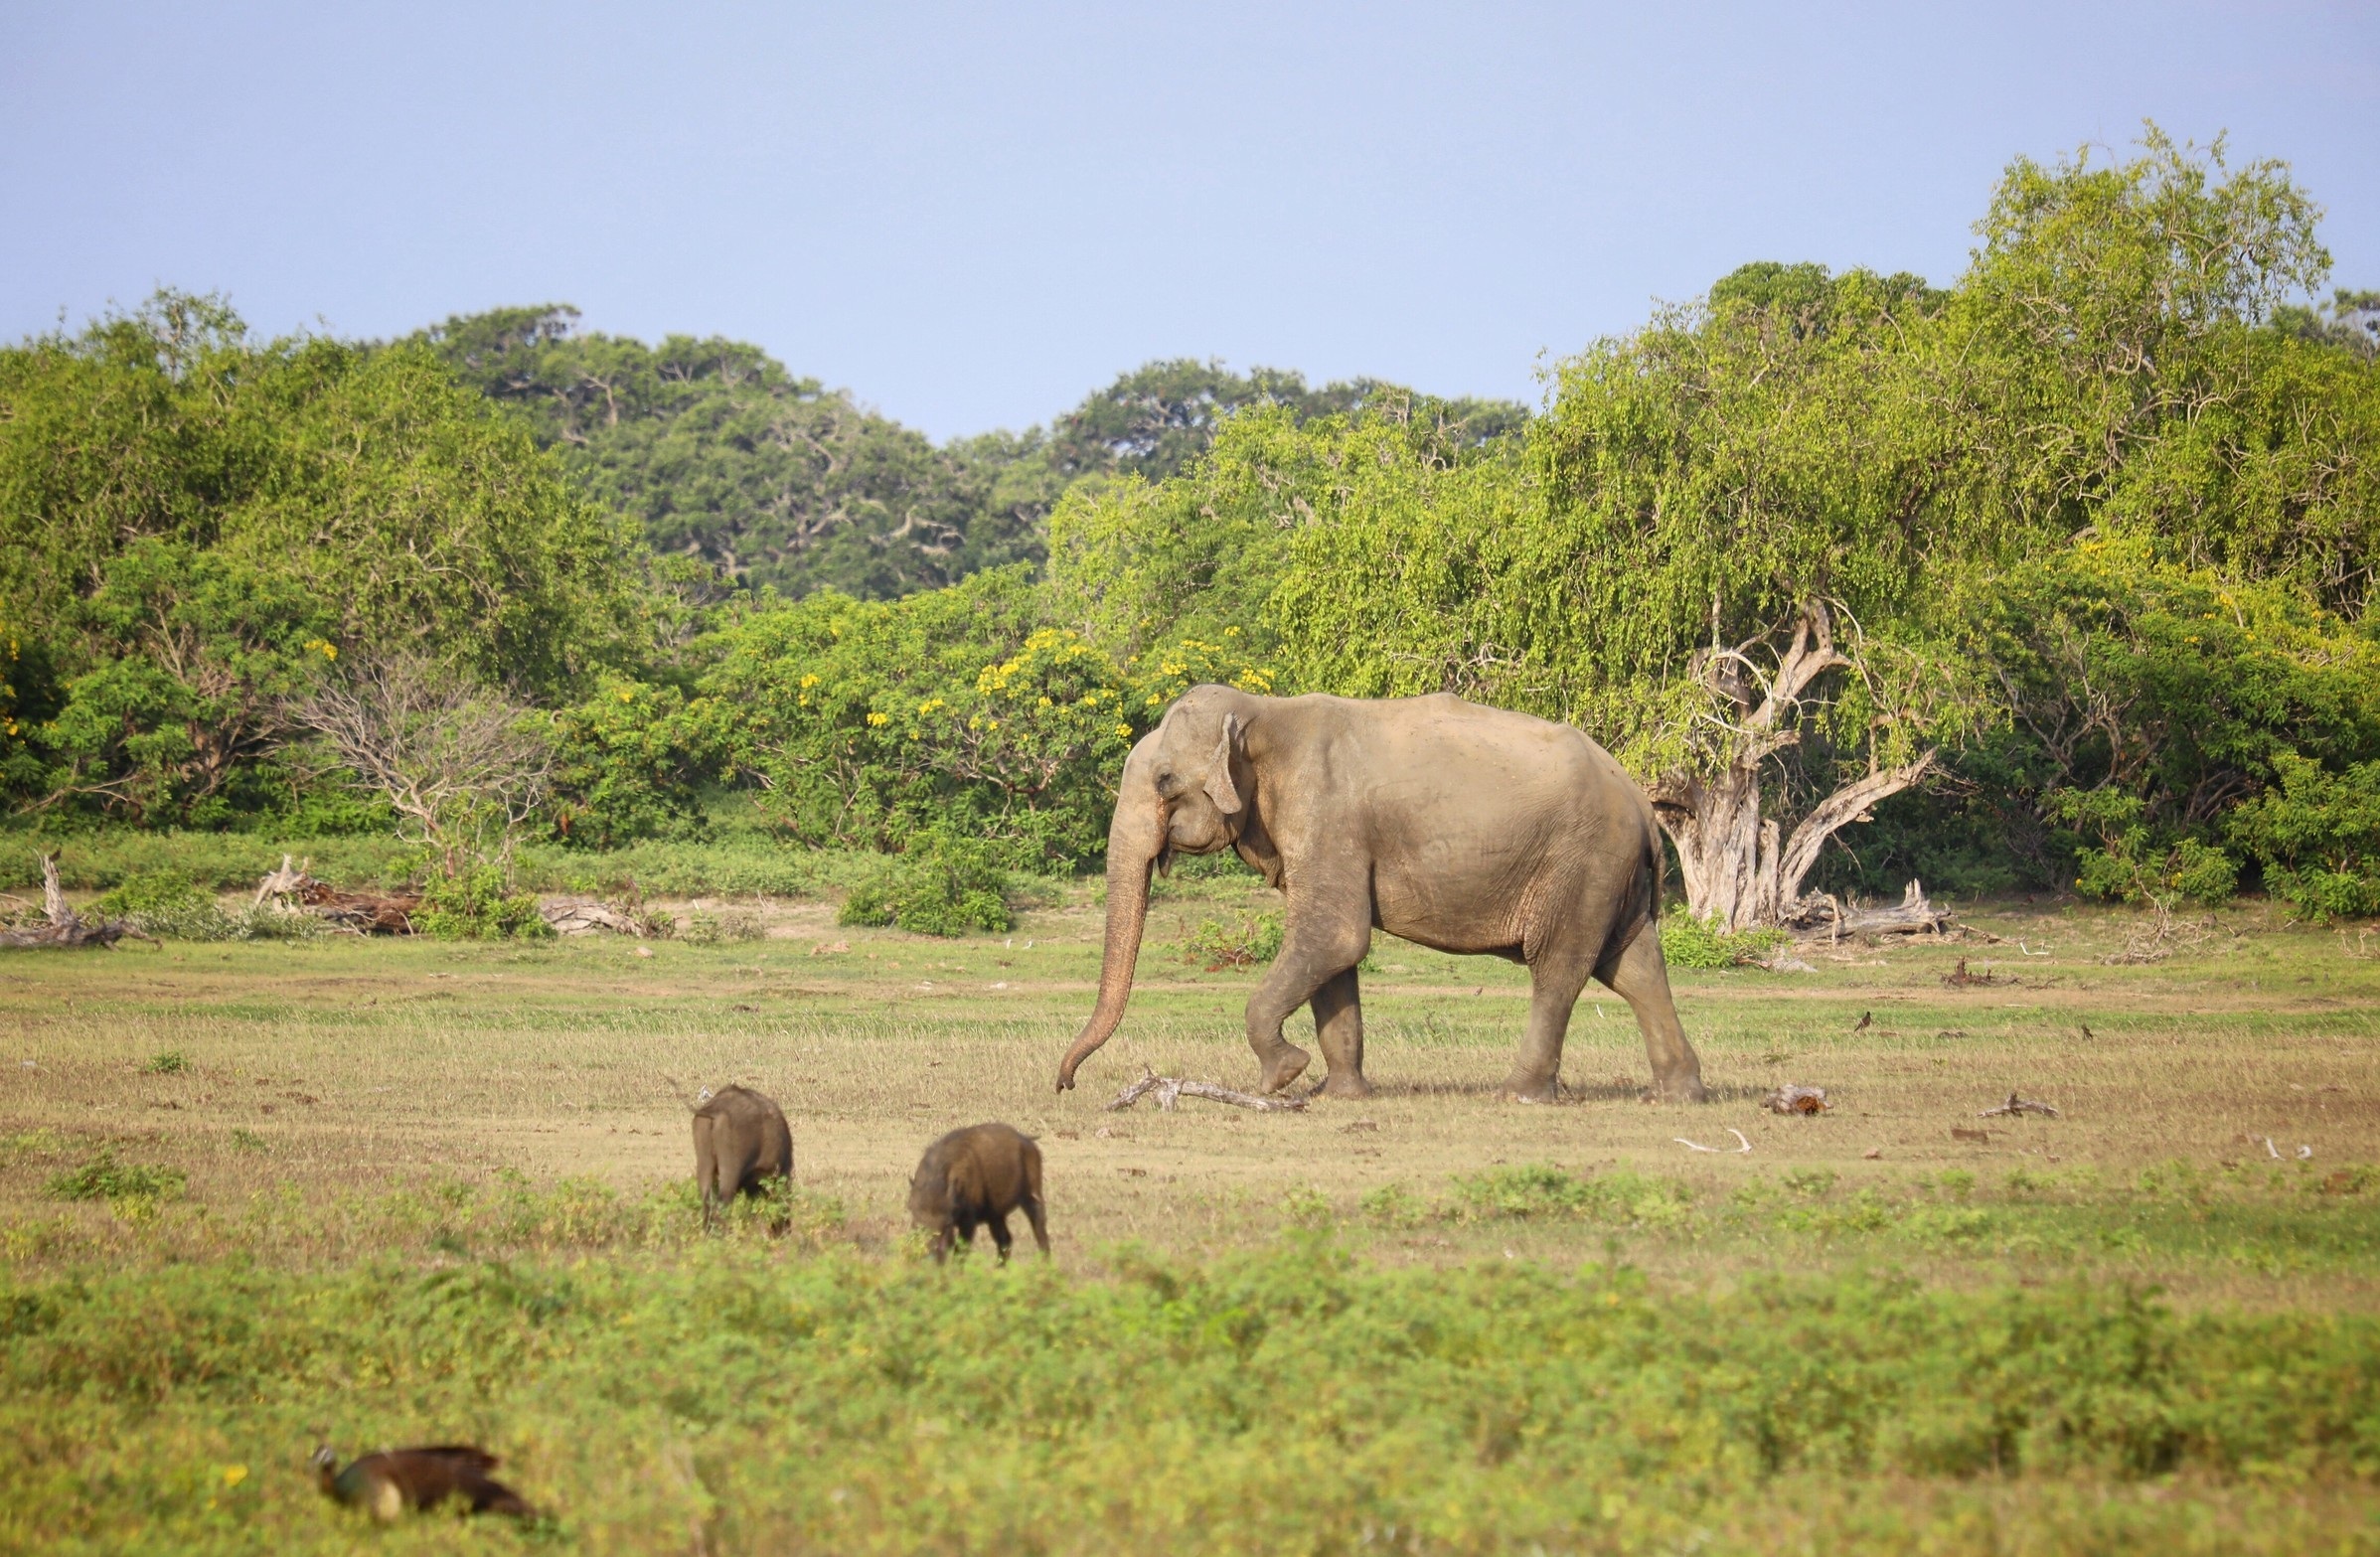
[
  {"left": 1180, "top": 908, "right": 1285, "bottom": 969},
  {"left": 415, "top": 305, "right": 1041, "bottom": 600},
  {"left": 0, "top": 293, "right": 643, "bottom": 828},
  {"left": 411, "top": 863, "right": 550, "bottom": 940},
  {"left": 2226, "top": 755, "right": 2380, "bottom": 918},
  {"left": 702, "top": 567, "right": 1272, "bottom": 868},
  {"left": 43, "top": 1149, "right": 186, "bottom": 1204},
  {"left": 1658, "top": 909, "right": 1792, "bottom": 969},
  {"left": 837, "top": 831, "right": 1013, "bottom": 936}
]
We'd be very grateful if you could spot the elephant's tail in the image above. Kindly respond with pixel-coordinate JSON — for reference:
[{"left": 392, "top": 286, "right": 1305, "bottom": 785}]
[{"left": 1601, "top": 819, "right": 1666, "bottom": 973}]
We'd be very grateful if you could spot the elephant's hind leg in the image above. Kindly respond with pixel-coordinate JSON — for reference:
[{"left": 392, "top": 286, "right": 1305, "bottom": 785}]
[
  {"left": 1309, "top": 968, "right": 1372, "bottom": 1098},
  {"left": 1503, "top": 957, "right": 1592, "bottom": 1103},
  {"left": 1597, "top": 921, "right": 1707, "bottom": 1103}
]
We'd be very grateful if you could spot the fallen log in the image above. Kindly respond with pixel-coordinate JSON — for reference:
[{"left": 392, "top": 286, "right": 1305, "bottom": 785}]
[
  {"left": 1760, "top": 1085, "right": 1831, "bottom": 1115},
  {"left": 1106, "top": 1070, "right": 1308, "bottom": 1114},
  {"left": 1979, "top": 1091, "right": 2060, "bottom": 1119},
  {"left": 253, "top": 855, "right": 420, "bottom": 934},
  {"left": 0, "top": 853, "right": 146, "bottom": 950},
  {"left": 1786, "top": 879, "right": 1955, "bottom": 941}
]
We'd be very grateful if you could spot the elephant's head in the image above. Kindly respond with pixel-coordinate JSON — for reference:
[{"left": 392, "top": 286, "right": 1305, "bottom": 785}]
[{"left": 1054, "top": 686, "right": 1251, "bottom": 1091}]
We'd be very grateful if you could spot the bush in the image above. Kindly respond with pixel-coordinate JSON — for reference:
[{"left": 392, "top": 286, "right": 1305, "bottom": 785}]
[
  {"left": 1659, "top": 908, "right": 1790, "bottom": 969},
  {"left": 1180, "top": 909, "right": 1285, "bottom": 969},
  {"left": 139, "top": 1051, "right": 188, "bottom": 1075},
  {"left": 412, "top": 864, "right": 551, "bottom": 940},
  {"left": 87, "top": 868, "right": 232, "bottom": 939},
  {"left": 45, "top": 1148, "right": 186, "bottom": 1204},
  {"left": 838, "top": 833, "right": 1012, "bottom": 937},
  {"left": 91, "top": 869, "right": 206, "bottom": 916},
  {"left": 678, "top": 908, "right": 764, "bottom": 946},
  {"left": 700, "top": 568, "right": 1278, "bottom": 870},
  {"left": 2228, "top": 754, "right": 2380, "bottom": 919}
]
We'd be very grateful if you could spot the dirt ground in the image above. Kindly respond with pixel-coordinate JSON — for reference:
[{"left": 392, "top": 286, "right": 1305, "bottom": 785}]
[{"left": 4, "top": 879, "right": 2377, "bottom": 1299}]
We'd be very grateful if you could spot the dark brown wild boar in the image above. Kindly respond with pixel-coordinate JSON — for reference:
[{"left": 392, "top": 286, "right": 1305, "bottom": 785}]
[
  {"left": 908, "top": 1122, "right": 1049, "bottom": 1262},
  {"left": 692, "top": 1084, "right": 793, "bottom": 1228}
]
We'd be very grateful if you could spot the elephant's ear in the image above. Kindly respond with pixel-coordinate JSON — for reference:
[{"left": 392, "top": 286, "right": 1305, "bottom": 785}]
[{"left": 1202, "top": 712, "right": 1244, "bottom": 816}]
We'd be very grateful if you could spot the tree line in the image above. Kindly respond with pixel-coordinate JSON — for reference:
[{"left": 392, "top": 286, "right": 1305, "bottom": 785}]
[{"left": 4, "top": 128, "right": 2376, "bottom": 930}]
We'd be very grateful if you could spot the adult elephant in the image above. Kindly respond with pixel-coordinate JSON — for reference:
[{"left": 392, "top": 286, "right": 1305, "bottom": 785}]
[{"left": 1055, "top": 685, "right": 1707, "bottom": 1103}]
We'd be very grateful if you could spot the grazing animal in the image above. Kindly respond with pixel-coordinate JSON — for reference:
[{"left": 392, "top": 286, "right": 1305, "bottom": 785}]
[
  {"left": 311, "top": 1445, "right": 533, "bottom": 1521},
  {"left": 1057, "top": 686, "right": 1706, "bottom": 1105},
  {"left": 908, "top": 1123, "right": 1049, "bottom": 1263},
  {"left": 692, "top": 1084, "right": 794, "bottom": 1228}
]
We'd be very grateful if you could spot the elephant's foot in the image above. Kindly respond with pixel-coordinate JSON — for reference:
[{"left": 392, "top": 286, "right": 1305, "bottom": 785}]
[
  {"left": 1499, "top": 1071, "right": 1561, "bottom": 1105},
  {"left": 1316, "top": 1070, "right": 1373, "bottom": 1100},
  {"left": 1258, "top": 1043, "right": 1312, "bottom": 1094},
  {"left": 1655, "top": 1073, "right": 1709, "bottom": 1104}
]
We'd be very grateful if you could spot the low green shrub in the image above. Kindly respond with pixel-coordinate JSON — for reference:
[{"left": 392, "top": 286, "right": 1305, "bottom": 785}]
[
  {"left": 1659, "top": 907, "right": 1792, "bottom": 969},
  {"left": 139, "top": 1051, "right": 188, "bottom": 1076},
  {"left": 44, "top": 1149, "right": 186, "bottom": 1204},
  {"left": 678, "top": 908, "right": 765, "bottom": 946},
  {"left": 1180, "top": 908, "right": 1284, "bottom": 969},
  {"left": 92, "top": 869, "right": 207, "bottom": 916},
  {"left": 2228, "top": 754, "right": 2380, "bottom": 920},
  {"left": 838, "top": 833, "right": 1012, "bottom": 936},
  {"left": 412, "top": 864, "right": 551, "bottom": 940},
  {"left": 1, "top": 1243, "right": 2374, "bottom": 1553}
]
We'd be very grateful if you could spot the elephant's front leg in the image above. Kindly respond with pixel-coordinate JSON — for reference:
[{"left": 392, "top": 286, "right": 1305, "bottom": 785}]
[
  {"left": 1244, "top": 902, "right": 1371, "bottom": 1094},
  {"left": 1309, "top": 968, "right": 1371, "bottom": 1099}
]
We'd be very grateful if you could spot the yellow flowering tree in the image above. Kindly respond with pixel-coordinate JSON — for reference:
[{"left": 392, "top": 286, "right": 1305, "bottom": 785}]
[{"left": 701, "top": 568, "right": 1276, "bottom": 867}]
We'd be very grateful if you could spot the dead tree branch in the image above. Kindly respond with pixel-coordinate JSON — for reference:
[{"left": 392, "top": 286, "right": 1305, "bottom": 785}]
[
  {"left": 1979, "top": 1092, "right": 2061, "bottom": 1119},
  {"left": 1106, "top": 1070, "right": 1309, "bottom": 1114}
]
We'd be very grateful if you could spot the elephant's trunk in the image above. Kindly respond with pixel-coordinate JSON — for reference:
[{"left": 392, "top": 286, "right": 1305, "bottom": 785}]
[{"left": 1055, "top": 769, "right": 1163, "bottom": 1091}]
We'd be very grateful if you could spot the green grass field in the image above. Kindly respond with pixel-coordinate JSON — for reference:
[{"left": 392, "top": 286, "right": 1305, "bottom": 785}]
[{"left": 4, "top": 871, "right": 2378, "bottom": 1553}]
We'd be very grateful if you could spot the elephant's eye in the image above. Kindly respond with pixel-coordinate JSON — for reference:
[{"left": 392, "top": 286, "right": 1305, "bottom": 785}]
[{"left": 1154, "top": 770, "right": 1179, "bottom": 796}]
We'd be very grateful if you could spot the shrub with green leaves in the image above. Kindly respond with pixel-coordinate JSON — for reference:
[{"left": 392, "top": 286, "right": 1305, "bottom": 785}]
[
  {"left": 701, "top": 567, "right": 1276, "bottom": 870},
  {"left": 2227, "top": 754, "right": 2380, "bottom": 919},
  {"left": 90, "top": 867, "right": 237, "bottom": 940},
  {"left": 412, "top": 864, "right": 551, "bottom": 940},
  {"left": 44, "top": 1148, "right": 186, "bottom": 1204},
  {"left": 1659, "top": 907, "right": 1790, "bottom": 969},
  {"left": 837, "top": 832, "right": 1012, "bottom": 936},
  {"left": 1180, "top": 909, "right": 1284, "bottom": 969},
  {"left": 678, "top": 908, "right": 764, "bottom": 946}
]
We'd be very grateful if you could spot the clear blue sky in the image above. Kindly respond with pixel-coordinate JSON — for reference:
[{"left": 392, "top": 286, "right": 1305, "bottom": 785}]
[{"left": 3, "top": 2, "right": 2372, "bottom": 439}]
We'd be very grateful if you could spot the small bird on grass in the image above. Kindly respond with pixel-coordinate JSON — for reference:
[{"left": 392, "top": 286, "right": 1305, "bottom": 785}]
[
  {"left": 312, "top": 1445, "right": 534, "bottom": 1522},
  {"left": 1851, "top": 1011, "right": 1872, "bottom": 1033},
  {"left": 2079, "top": 1022, "right": 2095, "bottom": 1040}
]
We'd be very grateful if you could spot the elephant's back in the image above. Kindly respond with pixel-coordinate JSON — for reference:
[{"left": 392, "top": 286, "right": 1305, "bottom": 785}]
[{"left": 1318, "top": 692, "right": 1641, "bottom": 810}]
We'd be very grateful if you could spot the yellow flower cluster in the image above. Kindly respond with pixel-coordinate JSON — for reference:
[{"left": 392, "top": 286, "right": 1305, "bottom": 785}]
[
  {"left": 866, "top": 711, "right": 889, "bottom": 727},
  {"left": 302, "top": 638, "right": 339, "bottom": 661}
]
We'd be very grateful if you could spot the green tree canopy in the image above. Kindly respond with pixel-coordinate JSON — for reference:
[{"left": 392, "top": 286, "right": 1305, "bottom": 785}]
[
  {"left": 0, "top": 293, "right": 643, "bottom": 825},
  {"left": 414, "top": 305, "right": 1037, "bottom": 601}
]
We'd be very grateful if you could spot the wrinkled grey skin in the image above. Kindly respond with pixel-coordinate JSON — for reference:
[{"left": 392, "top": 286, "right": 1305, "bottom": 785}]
[{"left": 1056, "top": 686, "right": 1706, "bottom": 1103}]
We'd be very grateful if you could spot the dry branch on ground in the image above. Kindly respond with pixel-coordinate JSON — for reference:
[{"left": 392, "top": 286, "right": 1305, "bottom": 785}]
[
  {"left": 1787, "top": 879, "right": 1956, "bottom": 942},
  {"left": 1106, "top": 1070, "right": 1308, "bottom": 1114},
  {"left": 1979, "top": 1092, "right": 2060, "bottom": 1119},
  {"left": 254, "top": 855, "right": 420, "bottom": 934},
  {"left": 0, "top": 854, "right": 144, "bottom": 949}
]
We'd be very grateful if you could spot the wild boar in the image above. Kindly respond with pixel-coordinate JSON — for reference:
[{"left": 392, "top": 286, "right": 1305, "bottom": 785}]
[
  {"left": 692, "top": 1084, "right": 794, "bottom": 1228},
  {"left": 311, "top": 1445, "right": 533, "bottom": 1521},
  {"left": 908, "top": 1122, "right": 1049, "bottom": 1262}
]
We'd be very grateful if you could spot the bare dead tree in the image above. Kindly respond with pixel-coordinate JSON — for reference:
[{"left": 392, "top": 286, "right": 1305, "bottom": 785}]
[
  {"left": 297, "top": 654, "right": 553, "bottom": 876},
  {"left": 1647, "top": 600, "right": 1941, "bottom": 932}
]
